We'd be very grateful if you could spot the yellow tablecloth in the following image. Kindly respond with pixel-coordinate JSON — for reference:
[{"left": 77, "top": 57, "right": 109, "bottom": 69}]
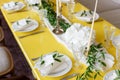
[{"left": 0, "top": 0, "right": 120, "bottom": 80}]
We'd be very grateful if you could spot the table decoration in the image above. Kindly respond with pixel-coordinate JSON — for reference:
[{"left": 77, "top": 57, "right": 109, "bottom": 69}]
[
  {"left": 41, "top": 0, "right": 71, "bottom": 33},
  {"left": 34, "top": 51, "right": 72, "bottom": 77},
  {"left": 1, "top": 0, "right": 119, "bottom": 80},
  {"left": 41, "top": 0, "right": 114, "bottom": 80}
]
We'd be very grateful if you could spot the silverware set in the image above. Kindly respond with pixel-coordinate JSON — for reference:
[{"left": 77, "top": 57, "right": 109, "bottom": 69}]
[{"left": 18, "top": 30, "right": 44, "bottom": 39}]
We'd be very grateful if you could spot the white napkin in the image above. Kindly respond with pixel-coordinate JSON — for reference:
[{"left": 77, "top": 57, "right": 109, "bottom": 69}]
[
  {"left": 93, "top": 53, "right": 114, "bottom": 71},
  {"left": 15, "top": 19, "right": 33, "bottom": 31},
  {"left": 75, "top": 11, "right": 99, "bottom": 22},
  {"left": 3, "top": 1, "right": 16, "bottom": 10},
  {"left": 34, "top": 55, "right": 68, "bottom": 76},
  {"left": 63, "top": 23, "right": 95, "bottom": 52}
]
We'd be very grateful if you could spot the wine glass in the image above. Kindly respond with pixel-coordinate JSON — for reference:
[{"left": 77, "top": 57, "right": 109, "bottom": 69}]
[
  {"left": 104, "top": 26, "right": 116, "bottom": 49},
  {"left": 112, "top": 35, "right": 120, "bottom": 61},
  {"left": 38, "top": 9, "right": 47, "bottom": 27},
  {"left": 67, "top": 1, "right": 75, "bottom": 20}
]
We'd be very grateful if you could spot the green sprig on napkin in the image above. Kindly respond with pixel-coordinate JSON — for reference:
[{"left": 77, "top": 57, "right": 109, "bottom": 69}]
[
  {"left": 77, "top": 43, "right": 106, "bottom": 80},
  {"left": 114, "top": 70, "right": 120, "bottom": 80}
]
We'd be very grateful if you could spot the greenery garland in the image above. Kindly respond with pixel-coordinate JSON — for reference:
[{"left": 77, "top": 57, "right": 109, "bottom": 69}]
[
  {"left": 41, "top": 0, "right": 71, "bottom": 32},
  {"left": 76, "top": 43, "right": 106, "bottom": 80}
]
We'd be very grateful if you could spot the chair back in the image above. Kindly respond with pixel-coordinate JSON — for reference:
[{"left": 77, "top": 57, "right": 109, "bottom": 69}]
[
  {"left": 0, "top": 46, "right": 14, "bottom": 77},
  {"left": 0, "top": 27, "right": 4, "bottom": 42}
]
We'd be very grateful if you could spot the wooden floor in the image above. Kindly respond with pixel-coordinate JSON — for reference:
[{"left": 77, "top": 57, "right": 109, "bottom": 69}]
[{"left": 0, "top": 11, "right": 35, "bottom": 80}]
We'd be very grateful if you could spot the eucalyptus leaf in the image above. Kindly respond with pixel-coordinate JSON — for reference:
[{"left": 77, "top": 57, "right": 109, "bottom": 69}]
[
  {"left": 54, "top": 58, "right": 61, "bottom": 62},
  {"left": 40, "top": 60, "right": 45, "bottom": 65}
]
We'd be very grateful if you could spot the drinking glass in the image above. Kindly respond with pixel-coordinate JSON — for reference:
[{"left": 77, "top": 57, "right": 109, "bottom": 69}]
[
  {"left": 112, "top": 35, "right": 120, "bottom": 60},
  {"left": 104, "top": 26, "right": 116, "bottom": 49},
  {"left": 38, "top": 9, "right": 47, "bottom": 27},
  {"left": 67, "top": 1, "right": 75, "bottom": 20}
]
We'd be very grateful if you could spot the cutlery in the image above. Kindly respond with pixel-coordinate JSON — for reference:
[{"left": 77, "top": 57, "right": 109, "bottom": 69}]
[
  {"left": 87, "top": 18, "right": 103, "bottom": 24},
  {"left": 18, "top": 30, "right": 44, "bottom": 39},
  {"left": 31, "top": 57, "right": 40, "bottom": 61},
  {"left": 60, "top": 73, "right": 79, "bottom": 80},
  {"left": 8, "top": 9, "right": 28, "bottom": 14}
]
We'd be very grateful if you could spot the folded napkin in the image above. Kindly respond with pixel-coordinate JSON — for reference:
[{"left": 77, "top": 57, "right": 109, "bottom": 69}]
[
  {"left": 34, "top": 54, "right": 68, "bottom": 76},
  {"left": 15, "top": 19, "right": 34, "bottom": 31},
  {"left": 94, "top": 53, "right": 114, "bottom": 71},
  {"left": 3, "top": 1, "right": 18, "bottom": 10},
  {"left": 63, "top": 23, "right": 95, "bottom": 52},
  {"left": 75, "top": 11, "right": 99, "bottom": 22}
]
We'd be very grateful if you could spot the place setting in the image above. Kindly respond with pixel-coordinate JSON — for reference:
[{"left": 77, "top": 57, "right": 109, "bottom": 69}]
[
  {"left": 11, "top": 17, "right": 45, "bottom": 38},
  {"left": 33, "top": 51, "right": 73, "bottom": 77},
  {"left": 74, "top": 9, "right": 104, "bottom": 24},
  {"left": 2, "top": 1, "right": 26, "bottom": 13}
]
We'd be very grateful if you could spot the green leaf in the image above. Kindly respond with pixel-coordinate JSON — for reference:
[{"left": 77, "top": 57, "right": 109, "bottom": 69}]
[
  {"left": 97, "top": 43, "right": 102, "bottom": 48},
  {"left": 115, "top": 70, "right": 120, "bottom": 76},
  {"left": 100, "top": 61, "right": 106, "bottom": 67},
  {"left": 40, "top": 60, "right": 45, "bottom": 65},
  {"left": 94, "top": 73, "right": 97, "bottom": 80},
  {"left": 114, "top": 77, "right": 120, "bottom": 80},
  {"left": 15, "top": 2, "right": 18, "bottom": 5},
  {"left": 89, "top": 10, "right": 93, "bottom": 15},
  {"left": 76, "top": 75, "right": 79, "bottom": 80},
  {"left": 97, "top": 72, "right": 102, "bottom": 77},
  {"left": 54, "top": 58, "right": 61, "bottom": 62},
  {"left": 53, "top": 53, "right": 57, "bottom": 58},
  {"left": 57, "top": 55, "right": 64, "bottom": 57},
  {"left": 26, "top": 20, "right": 31, "bottom": 24},
  {"left": 87, "top": 73, "right": 93, "bottom": 78},
  {"left": 51, "top": 63, "right": 53, "bottom": 66}
]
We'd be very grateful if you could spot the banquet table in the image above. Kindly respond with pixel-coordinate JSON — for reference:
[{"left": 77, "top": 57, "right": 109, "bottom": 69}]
[{"left": 0, "top": 0, "right": 120, "bottom": 80}]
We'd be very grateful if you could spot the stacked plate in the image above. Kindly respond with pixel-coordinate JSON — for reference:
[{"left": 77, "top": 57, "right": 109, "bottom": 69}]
[
  {"left": 12, "top": 18, "right": 39, "bottom": 32},
  {"left": 74, "top": 10, "right": 99, "bottom": 22},
  {"left": 34, "top": 52, "right": 72, "bottom": 77},
  {"left": 2, "top": 1, "right": 25, "bottom": 13}
]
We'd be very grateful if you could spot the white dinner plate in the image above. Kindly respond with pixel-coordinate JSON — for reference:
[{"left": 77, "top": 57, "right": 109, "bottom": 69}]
[
  {"left": 12, "top": 19, "right": 39, "bottom": 32},
  {"left": 104, "top": 70, "right": 118, "bottom": 80},
  {"left": 48, "top": 53, "right": 72, "bottom": 77},
  {"left": 35, "top": 52, "right": 72, "bottom": 77},
  {"left": 2, "top": 1, "right": 25, "bottom": 13},
  {"left": 74, "top": 10, "right": 99, "bottom": 22}
]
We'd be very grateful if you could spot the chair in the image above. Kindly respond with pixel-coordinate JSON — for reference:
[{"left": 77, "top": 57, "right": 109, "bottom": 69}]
[
  {"left": 0, "top": 46, "right": 14, "bottom": 78},
  {"left": 0, "top": 27, "right": 4, "bottom": 44}
]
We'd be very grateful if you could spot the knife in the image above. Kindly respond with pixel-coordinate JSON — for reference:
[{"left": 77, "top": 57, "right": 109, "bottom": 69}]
[
  {"left": 19, "top": 30, "right": 44, "bottom": 38},
  {"left": 60, "top": 73, "right": 79, "bottom": 80}
]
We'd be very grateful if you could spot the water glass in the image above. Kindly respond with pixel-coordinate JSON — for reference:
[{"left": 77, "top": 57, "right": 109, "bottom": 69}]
[
  {"left": 67, "top": 1, "right": 75, "bottom": 19},
  {"left": 104, "top": 26, "right": 116, "bottom": 48},
  {"left": 38, "top": 9, "right": 47, "bottom": 27}
]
